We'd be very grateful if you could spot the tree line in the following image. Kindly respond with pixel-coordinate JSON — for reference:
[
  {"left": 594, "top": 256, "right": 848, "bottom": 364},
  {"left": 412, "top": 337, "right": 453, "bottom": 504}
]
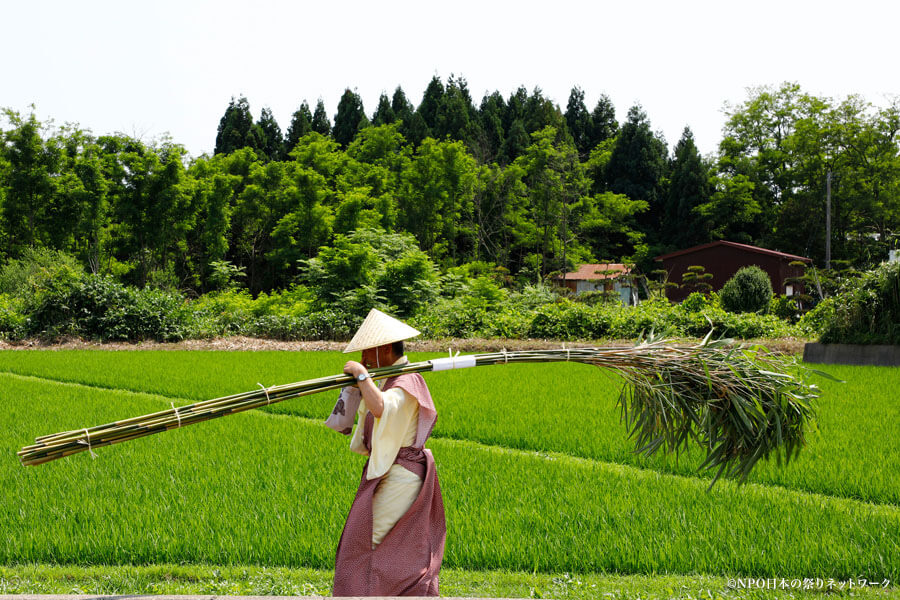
[{"left": 1, "top": 79, "right": 898, "bottom": 296}]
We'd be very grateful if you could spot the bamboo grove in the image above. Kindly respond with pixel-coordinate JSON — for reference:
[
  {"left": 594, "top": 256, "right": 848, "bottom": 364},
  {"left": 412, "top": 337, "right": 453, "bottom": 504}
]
[{"left": 2, "top": 80, "right": 899, "bottom": 297}]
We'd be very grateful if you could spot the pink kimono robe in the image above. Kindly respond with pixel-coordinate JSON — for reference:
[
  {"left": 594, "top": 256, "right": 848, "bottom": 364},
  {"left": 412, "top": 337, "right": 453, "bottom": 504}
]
[{"left": 332, "top": 372, "right": 446, "bottom": 597}]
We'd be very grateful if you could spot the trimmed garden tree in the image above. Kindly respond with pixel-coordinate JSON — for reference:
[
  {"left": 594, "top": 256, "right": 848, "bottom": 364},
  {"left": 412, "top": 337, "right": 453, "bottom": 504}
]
[{"left": 721, "top": 265, "right": 773, "bottom": 313}]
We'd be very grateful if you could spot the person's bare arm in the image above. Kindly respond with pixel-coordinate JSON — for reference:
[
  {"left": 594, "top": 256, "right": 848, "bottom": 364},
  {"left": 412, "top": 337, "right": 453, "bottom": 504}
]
[{"left": 343, "top": 360, "right": 383, "bottom": 418}]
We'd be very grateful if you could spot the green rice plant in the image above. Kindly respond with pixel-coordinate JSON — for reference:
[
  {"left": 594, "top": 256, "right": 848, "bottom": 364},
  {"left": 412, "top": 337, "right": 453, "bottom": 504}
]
[
  {"left": 2, "top": 373, "right": 898, "bottom": 580},
  {"left": 0, "top": 350, "right": 339, "bottom": 402},
  {"left": 19, "top": 339, "right": 819, "bottom": 489},
  {"left": 428, "top": 360, "right": 899, "bottom": 505},
  {"left": 2, "top": 350, "right": 897, "bottom": 505}
]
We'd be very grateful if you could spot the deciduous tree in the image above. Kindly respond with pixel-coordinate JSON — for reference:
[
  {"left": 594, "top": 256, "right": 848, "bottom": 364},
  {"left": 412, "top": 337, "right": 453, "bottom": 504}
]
[
  {"left": 397, "top": 138, "right": 477, "bottom": 262},
  {"left": 0, "top": 109, "right": 56, "bottom": 252}
]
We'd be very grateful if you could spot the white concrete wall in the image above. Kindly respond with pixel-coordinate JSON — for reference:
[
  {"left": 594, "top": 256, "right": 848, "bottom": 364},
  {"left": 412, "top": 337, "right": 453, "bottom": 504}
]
[{"left": 572, "top": 280, "right": 632, "bottom": 305}]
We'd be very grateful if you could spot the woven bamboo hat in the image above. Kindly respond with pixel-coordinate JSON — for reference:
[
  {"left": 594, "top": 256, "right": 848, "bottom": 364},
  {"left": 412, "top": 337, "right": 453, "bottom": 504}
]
[{"left": 343, "top": 308, "right": 421, "bottom": 353}]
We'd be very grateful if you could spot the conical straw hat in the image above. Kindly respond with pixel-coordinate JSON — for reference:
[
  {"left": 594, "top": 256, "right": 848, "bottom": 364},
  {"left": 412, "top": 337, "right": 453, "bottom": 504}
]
[{"left": 343, "top": 308, "right": 421, "bottom": 353}]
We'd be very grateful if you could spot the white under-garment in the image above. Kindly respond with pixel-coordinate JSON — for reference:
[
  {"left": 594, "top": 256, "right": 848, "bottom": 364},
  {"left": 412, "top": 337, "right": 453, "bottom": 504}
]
[{"left": 371, "top": 463, "right": 422, "bottom": 547}]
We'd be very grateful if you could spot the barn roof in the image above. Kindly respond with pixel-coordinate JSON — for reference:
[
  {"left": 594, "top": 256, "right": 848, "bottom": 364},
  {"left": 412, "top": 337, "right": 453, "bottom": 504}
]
[
  {"left": 557, "top": 263, "right": 631, "bottom": 281},
  {"left": 654, "top": 240, "right": 812, "bottom": 263}
]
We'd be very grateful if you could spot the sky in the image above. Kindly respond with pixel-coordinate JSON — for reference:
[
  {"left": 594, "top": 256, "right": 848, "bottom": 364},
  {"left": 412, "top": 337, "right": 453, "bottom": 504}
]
[{"left": 3, "top": 0, "right": 898, "bottom": 159}]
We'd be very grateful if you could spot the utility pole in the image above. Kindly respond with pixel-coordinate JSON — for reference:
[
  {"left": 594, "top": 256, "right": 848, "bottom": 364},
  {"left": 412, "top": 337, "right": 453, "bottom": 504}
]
[{"left": 826, "top": 170, "right": 832, "bottom": 270}]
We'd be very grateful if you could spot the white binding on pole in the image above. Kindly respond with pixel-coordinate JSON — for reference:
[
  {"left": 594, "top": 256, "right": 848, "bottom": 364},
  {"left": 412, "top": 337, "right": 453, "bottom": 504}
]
[
  {"left": 77, "top": 428, "right": 98, "bottom": 459},
  {"left": 257, "top": 382, "right": 272, "bottom": 405},
  {"left": 171, "top": 402, "right": 182, "bottom": 427},
  {"left": 430, "top": 354, "right": 477, "bottom": 371}
]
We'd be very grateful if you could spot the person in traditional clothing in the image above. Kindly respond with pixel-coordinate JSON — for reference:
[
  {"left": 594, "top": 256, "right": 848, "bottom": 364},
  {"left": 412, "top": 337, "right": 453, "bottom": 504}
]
[{"left": 325, "top": 308, "right": 446, "bottom": 597}]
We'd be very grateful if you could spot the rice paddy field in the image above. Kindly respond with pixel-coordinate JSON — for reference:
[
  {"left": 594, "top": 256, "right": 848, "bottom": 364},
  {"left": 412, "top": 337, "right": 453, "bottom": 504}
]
[{"left": 1, "top": 349, "right": 898, "bottom": 599}]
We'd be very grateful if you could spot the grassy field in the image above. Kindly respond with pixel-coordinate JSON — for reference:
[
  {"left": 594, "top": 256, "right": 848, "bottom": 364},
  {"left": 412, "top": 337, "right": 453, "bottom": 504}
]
[
  {"left": 1, "top": 349, "right": 898, "bottom": 597},
  {"left": 2, "top": 563, "right": 897, "bottom": 599},
  {"left": 2, "top": 350, "right": 898, "bottom": 504}
]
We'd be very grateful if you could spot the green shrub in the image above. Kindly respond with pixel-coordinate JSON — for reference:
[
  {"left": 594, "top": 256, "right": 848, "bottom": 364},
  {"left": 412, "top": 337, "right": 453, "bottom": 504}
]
[
  {"left": 437, "top": 271, "right": 469, "bottom": 299},
  {"left": 252, "top": 285, "right": 314, "bottom": 318},
  {"left": 770, "top": 294, "right": 800, "bottom": 322},
  {"left": 608, "top": 298, "right": 680, "bottom": 339},
  {"left": 291, "top": 309, "right": 360, "bottom": 341},
  {"left": 0, "top": 248, "right": 84, "bottom": 308},
  {"left": 302, "top": 228, "right": 439, "bottom": 317},
  {"left": 188, "top": 288, "right": 352, "bottom": 340},
  {"left": 407, "top": 291, "right": 800, "bottom": 342},
  {"left": 481, "top": 308, "right": 531, "bottom": 338},
  {"left": 376, "top": 251, "right": 440, "bottom": 315},
  {"left": 464, "top": 277, "right": 507, "bottom": 310},
  {"left": 409, "top": 298, "right": 491, "bottom": 339},
  {"left": 707, "top": 309, "right": 793, "bottom": 339},
  {"left": 206, "top": 260, "right": 247, "bottom": 291},
  {"left": 720, "top": 266, "right": 773, "bottom": 313},
  {"left": 524, "top": 301, "right": 611, "bottom": 340},
  {"left": 507, "top": 284, "right": 558, "bottom": 309},
  {"left": 189, "top": 289, "right": 256, "bottom": 336},
  {"left": 575, "top": 290, "right": 621, "bottom": 305},
  {"left": 0, "top": 250, "right": 807, "bottom": 343},
  {"left": 680, "top": 291, "right": 712, "bottom": 313},
  {"left": 248, "top": 315, "right": 306, "bottom": 340},
  {"left": 561, "top": 303, "right": 607, "bottom": 339},
  {"left": 796, "top": 298, "right": 835, "bottom": 338},
  {"left": 28, "top": 275, "right": 192, "bottom": 342},
  {"left": 818, "top": 261, "right": 900, "bottom": 344},
  {"left": 0, "top": 294, "right": 27, "bottom": 340},
  {"left": 527, "top": 302, "right": 574, "bottom": 339}
]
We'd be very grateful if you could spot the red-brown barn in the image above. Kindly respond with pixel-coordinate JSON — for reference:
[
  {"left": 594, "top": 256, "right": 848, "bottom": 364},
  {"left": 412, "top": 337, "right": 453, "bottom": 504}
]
[{"left": 655, "top": 241, "right": 811, "bottom": 302}]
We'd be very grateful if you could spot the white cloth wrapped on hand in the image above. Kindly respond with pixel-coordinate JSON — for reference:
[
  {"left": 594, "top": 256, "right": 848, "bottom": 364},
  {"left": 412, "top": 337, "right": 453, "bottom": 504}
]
[{"left": 325, "top": 386, "right": 362, "bottom": 435}]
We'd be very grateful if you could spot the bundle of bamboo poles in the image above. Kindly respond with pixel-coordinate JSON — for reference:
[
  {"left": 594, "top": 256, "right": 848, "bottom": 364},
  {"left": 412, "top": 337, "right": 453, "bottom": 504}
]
[{"left": 18, "top": 335, "right": 820, "bottom": 485}]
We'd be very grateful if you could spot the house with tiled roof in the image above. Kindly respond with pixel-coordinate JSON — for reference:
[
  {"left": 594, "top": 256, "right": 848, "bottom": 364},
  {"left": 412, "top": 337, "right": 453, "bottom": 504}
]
[{"left": 553, "top": 263, "right": 635, "bottom": 304}]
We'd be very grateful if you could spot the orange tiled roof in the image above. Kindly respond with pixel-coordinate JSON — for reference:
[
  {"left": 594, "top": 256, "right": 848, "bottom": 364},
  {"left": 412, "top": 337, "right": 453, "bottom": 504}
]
[{"left": 558, "top": 263, "right": 630, "bottom": 281}]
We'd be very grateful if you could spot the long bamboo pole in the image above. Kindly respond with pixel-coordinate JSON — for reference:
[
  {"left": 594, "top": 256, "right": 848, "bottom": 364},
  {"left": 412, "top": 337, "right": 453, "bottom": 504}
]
[{"left": 17, "top": 339, "right": 821, "bottom": 486}]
